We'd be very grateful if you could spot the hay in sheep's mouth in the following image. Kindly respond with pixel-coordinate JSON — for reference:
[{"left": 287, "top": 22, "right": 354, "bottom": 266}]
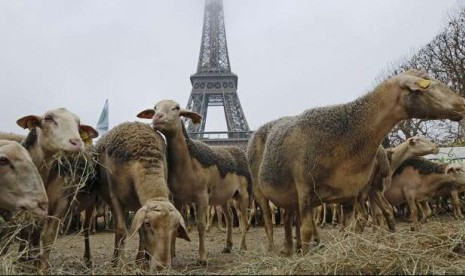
[{"left": 45, "top": 147, "right": 100, "bottom": 232}]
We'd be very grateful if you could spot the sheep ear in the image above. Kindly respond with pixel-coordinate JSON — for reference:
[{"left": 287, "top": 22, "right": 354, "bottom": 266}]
[
  {"left": 17, "top": 115, "right": 42, "bottom": 129},
  {"left": 137, "top": 109, "right": 155, "bottom": 119},
  {"left": 176, "top": 215, "right": 191, "bottom": 241},
  {"left": 128, "top": 207, "right": 147, "bottom": 239},
  {"left": 180, "top": 109, "right": 202, "bottom": 125},
  {"left": 80, "top": 124, "right": 99, "bottom": 139},
  {"left": 408, "top": 138, "right": 416, "bottom": 146},
  {"left": 400, "top": 75, "right": 432, "bottom": 92},
  {"left": 403, "top": 69, "right": 430, "bottom": 79}
]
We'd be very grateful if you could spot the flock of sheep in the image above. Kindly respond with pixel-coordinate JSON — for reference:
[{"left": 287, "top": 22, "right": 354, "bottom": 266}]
[{"left": 1, "top": 68, "right": 465, "bottom": 272}]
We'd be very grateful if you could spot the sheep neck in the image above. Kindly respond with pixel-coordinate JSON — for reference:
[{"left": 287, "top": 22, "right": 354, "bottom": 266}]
[
  {"left": 333, "top": 83, "right": 407, "bottom": 164},
  {"left": 367, "top": 83, "right": 406, "bottom": 146},
  {"left": 389, "top": 142, "right": 412, "bottom": 173},
  {"left": 164, "top": 124, "right": 194, "bottom": 179},
  {"left": 26, "top": 142, "right": 52, "bottom": 182}
]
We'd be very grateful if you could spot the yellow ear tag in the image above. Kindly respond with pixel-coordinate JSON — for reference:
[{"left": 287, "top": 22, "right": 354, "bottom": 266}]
[
  {"left": 80, "top": 132, "right": 92, "bottom": 145},
  {"left": 417, "top": 79, "right": 432, "bottom": 89}
]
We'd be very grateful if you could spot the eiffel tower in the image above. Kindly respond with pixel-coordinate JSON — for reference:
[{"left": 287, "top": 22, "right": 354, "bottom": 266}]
[{"left": 185, "top": 0, "right": 251, "bottom": 145}]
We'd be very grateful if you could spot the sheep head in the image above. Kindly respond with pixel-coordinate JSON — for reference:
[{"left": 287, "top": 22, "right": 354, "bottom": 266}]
[
  {"left": 16, "top": 108, "right": 98, "bottom": 154},
  {"left": 137, "top": 99, "right": 202, "bottom": 136},
  {"left": 128, "top": 199, "right": 190, "bottom": 269},
  {"left": 392, "top": 70, "right": 465, "bottom": 122},
  {"left": 0, "top": 140, "right": 48, "bottom": 215}
]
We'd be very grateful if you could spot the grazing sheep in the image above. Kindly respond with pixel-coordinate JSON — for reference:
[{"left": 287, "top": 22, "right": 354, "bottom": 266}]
[
  {"left": 257, "top": 69, "right": 465, "bottom": 254},
  {"left": 11, "top": 108, "right": 99, "bottom": 270},
  {"left": 95, "top": 122, "right": 190, "bottom": 269},
  {"left": 0, "top": 140, "right": 48, "bottom": 214},
  {"left": 137, "top": 99, "right": 252, "bottom": 264},
  {"left": 385, "top": 157, "right": 465, "bottom": 230}
]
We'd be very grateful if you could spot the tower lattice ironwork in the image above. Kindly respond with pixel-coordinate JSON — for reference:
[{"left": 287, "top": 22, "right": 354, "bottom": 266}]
[{"left": 186, "top": 0, "right": 251, "bottom": 140}]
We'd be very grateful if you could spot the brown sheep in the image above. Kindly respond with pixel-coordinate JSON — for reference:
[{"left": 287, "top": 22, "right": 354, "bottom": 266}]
[
  {"left": 257, "top": 69, "right": 465, "bottom": 254},
  {"left": 246, "top": 116, "right": 292, "bottom": 252},
  {"left": 95, "top": 122, "right": 190, "bottom": 269},
  {"left": 137, "top": 99, "right": 252, "bottom": 265},
  {"left": 385, "top": 157, "right": 465, "bottom": 230},
  {"left": 369, "top": 137, "right": 439, "bottom": 229}
]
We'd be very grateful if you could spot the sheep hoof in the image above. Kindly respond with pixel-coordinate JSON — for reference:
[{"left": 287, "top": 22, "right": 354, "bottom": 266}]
[
  {"left": 84, "top": 258, "right": 92, "bottom": 268},
  {"left": 197, "top": 259, "right": 208, "bottom": 266},
  {"left": 280, "top": 248, "right": 292, "bottom": 256},
  {"left": 222, "top": 247, "right": 232, "bottom": 253}
]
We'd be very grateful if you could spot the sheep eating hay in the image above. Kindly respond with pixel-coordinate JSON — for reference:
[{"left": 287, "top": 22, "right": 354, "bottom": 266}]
[
  {"left": 95, "top": 121, "right": 190, "bottom": 269},
  {"left": 137, "top": 99, "right": 253, "bottom": 265}
]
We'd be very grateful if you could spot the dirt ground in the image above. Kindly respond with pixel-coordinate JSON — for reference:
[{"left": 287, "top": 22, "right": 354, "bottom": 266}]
[
  {"left": 49, "top": 223, "right": 294, "bottom": 274},
  {"left": 6, "top": 216, "right": 465, "bottom": 274}
]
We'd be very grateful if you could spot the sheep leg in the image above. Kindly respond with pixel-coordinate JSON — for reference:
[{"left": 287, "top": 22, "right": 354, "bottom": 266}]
[
  {"left": 371, "top": 191, "right": 395, "bottom": 232},
  {"left": 83, "top": 204, "right": 94, "bottom": 268},
  {"left": 280, "top": 208, "right": 294, "bottom": 256},
  {"left": 171, "top": 199, "right": 183, "bottom": 259},
  {"left": 254, "top": 187, "right": 274, "bottom": 251},
  {"left": 136, "top": 228, "right": 149, "bottom": 270},
  {"left": 247, "top": 201, "right": 255, "bottom": 229},
  {"left": 340, "top": 201, "right": 356, "bottom": 231},
  {"left": 206, "top": 206, "right": 214, "bottom": 233},
  {"left": 109, "top": 197, "right": 127, "bottom": 266},
  {"left": 450, "top": 190, "right": 464, "bottom": 220},
  {"left": 220, "top": 202, "right": 233, "bottom": 253},
  {"left": 406, "top": 196, "right": 421, "bottom": 231},
  {"left": 235, "top": 194, "right": 249, "bottom": 251},
  {"left": 297, "top": 194, "right": 318, "bottom": 253},
  {"left": 217, "top": 206, "right": 226, "bottom": 231},
  {"left": 196, "top": 196, "right": 208, "bottom": 265},
  {"left": 418, "top": 201, "right": 432, "bottom": 223},
  {"left": 38, "top": 198, "right": 69, "bottom": 273},
  {"left": 294, "top": 212, "right": 302, "bottom": 252},
  {"left": 331, "top": 204, "right": 340, "bottom": 226},
  {"left": 353, "top": 194, "right": 367, "bottom": 232},
  {"left": 321, "top": 203, "right": 327, "bottom": 228}
]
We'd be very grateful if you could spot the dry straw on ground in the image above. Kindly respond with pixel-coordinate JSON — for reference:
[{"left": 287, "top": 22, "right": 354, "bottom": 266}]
[{"left": 3, "top": 218, "right": 465, "bottom": 275}]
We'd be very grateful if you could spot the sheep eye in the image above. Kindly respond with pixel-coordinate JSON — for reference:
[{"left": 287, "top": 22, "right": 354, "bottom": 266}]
[
  {"left": 44, "top": 115, "right": 55, "bottom": 123},
  {"left": 0, "top": 157, "right": 10, "bottom": 166},
  {"left": 173, "top": 106, "right": 180, "bottom": 111}
]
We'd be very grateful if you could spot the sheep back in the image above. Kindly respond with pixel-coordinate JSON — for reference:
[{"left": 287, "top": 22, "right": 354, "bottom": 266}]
[
  {"left": 260, "top": 94, "right": 378, "bottom": 186},
  {"left": 393, "top": 157, "right": 447, "bottom": 176},
  {"left": 0, "top": 132, "right": 25, "bottom": 143},
  {"left": 96, "top": 122, "right": 166, "bottom": 172},
  {"left": 223, "top": 146, "right": 253, "bottom": 197}
]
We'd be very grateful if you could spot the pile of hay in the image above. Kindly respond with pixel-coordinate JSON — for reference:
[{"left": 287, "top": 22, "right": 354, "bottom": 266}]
[
  {"left": 3, "top": 219, "right": 465, "bottom": 274},
  {"left": 226, "top": 220, "right": 465, "bottom": 275}
]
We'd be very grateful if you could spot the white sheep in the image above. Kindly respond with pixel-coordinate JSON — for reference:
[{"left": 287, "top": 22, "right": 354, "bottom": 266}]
[
  {"left": 0, "top": 140, "right": 48, "bottom": 214},
  {"left": 11, "top": 108, "right": 98, "bottom": 271}
]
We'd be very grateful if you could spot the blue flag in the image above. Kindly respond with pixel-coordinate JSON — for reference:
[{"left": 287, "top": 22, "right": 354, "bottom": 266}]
[{"left": 96, "top": 99, "right": 109, "bottom": 136}]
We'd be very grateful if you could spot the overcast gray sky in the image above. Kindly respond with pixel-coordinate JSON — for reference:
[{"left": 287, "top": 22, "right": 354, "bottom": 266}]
[{"left": 1, "top": 0, "right": 464, "bottom": 135}]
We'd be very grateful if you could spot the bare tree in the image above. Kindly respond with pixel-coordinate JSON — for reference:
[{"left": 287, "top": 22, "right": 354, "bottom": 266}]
[{"left": 376, "top": 6, "right": 465, "bottom": 147}]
